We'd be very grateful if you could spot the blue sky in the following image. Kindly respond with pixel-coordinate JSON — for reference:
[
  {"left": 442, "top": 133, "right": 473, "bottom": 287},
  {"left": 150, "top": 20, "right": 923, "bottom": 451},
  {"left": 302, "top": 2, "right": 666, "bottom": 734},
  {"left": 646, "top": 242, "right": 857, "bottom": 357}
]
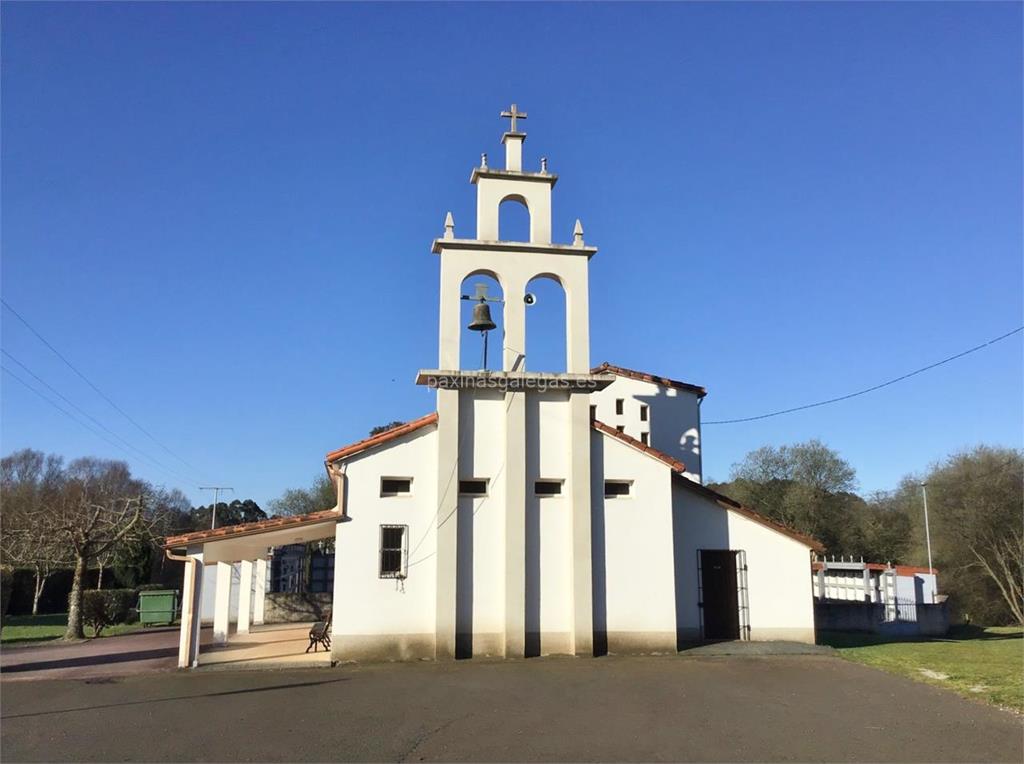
[{"left": 2, "top": 2, "right": 1021, "bottom": 508}]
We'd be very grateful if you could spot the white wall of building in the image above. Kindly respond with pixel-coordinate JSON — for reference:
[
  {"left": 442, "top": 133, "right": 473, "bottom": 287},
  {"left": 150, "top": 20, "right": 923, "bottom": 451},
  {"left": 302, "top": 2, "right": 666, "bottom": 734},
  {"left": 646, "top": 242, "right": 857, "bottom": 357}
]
[
  {"left": 527, "top": 391, "right": 573, "bottom": 654},
  {"left": 460, "top": 389, "right": 507, "bottom": 655},
  {"left": 671, "top": 481, "right": 816, "bottom": 643},
  {"left": 591, "top": 377, "right": 702, "bottom": 482},
  {"left": 198, "top": 561, "right": 244, "bottom": 623},
  {"left": 331, "top": 425, "right": 439, "bottom": 661},
  {"left": 591, "top": 431, "right": 678, "bottom": 653},
  {"left": 896, "top": 571, "right": 938, "bottom": 606}
]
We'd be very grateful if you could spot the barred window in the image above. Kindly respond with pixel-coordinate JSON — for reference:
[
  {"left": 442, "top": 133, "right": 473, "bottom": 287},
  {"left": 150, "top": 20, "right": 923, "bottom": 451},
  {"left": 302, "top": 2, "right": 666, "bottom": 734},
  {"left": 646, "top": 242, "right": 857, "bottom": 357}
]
[{"left": 379, "top": 525, "right": 408, "bottom": 578}]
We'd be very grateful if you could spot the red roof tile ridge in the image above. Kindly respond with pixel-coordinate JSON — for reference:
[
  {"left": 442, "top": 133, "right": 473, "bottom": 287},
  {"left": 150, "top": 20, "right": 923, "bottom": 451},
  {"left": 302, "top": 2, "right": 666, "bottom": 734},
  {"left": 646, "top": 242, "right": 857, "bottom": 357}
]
[
  {"left": 676, "top": 476, "right": 824, "bottom": 552},
  {"left": 591, "top": 362, "right": 706, "bottom": 397},
  {"left": 325, "top": 412, "right": 439, "bottom": 463},
  {"left": 164, "top": 508, "right": 342, "bottom": 548},
  {"left": 591, "top": 419, "right": 687, "bottom": 472},
  {"left": 590, "top": 420, "right": 822, "bottom": 551}
]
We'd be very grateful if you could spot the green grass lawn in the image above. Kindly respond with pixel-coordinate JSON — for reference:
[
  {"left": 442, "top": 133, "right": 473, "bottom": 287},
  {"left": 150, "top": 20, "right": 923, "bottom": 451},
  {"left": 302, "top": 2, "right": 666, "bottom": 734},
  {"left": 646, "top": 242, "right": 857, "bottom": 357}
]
[
  {"left": 820, "top": 626, "right": 1023, "bottom": 713},
  {"left": 1, "top": 613, "right": 150, "bottom": 645}
]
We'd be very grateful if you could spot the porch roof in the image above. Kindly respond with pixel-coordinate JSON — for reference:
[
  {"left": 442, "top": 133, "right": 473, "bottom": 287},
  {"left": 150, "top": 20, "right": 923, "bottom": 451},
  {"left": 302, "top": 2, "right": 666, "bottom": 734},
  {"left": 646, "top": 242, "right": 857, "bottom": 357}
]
[{"left": 164, "top": 509, "right": 342, "bottom": 563}]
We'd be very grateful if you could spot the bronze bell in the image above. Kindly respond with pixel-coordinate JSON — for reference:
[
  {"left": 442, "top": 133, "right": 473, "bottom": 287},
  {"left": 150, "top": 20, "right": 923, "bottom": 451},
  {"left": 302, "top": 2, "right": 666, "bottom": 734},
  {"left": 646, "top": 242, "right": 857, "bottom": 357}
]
[{"left": 468, "top": 301, "right": 497, "bottom": 332}]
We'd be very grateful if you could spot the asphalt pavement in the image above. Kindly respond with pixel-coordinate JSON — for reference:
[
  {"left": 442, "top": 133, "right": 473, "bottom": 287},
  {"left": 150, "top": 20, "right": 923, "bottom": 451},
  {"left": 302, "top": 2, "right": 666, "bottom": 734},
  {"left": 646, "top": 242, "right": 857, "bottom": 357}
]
[{"left": 2, "top": 653, "right": 1021, "bottom": 762}]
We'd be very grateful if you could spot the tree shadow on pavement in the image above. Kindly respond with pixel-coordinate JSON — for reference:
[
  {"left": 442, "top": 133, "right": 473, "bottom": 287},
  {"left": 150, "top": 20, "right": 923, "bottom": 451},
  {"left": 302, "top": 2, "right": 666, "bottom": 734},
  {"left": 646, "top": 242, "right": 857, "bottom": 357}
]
[{"left": 1, "top": 676, "right": 350, "bottom": 720}]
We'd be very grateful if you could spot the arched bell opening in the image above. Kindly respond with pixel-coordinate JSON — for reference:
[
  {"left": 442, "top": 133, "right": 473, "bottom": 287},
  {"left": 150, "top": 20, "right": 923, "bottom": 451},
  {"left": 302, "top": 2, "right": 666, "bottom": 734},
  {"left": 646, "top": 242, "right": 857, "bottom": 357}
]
[
  {"left": 524, "top": 274, "right": 567, "bottom": 373},
  {"left": 498, "top": 195, "right": 530, "bottom": 243},
  {"left": 459, "top": 272, "right": 504, "bottom": 371}
]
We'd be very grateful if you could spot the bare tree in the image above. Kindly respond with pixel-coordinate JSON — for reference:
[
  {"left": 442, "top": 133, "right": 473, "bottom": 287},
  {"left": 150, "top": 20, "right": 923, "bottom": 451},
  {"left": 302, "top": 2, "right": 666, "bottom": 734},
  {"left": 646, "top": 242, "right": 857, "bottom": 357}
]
[
  {"left": 922, "top": 447, "right": 1024, "bottom": 625},
  {"left": 48, "top": 458, "right": 150, "bottom": 640},
  {"left": 0, "top": 450, "right": 68, "bottom": 615}
]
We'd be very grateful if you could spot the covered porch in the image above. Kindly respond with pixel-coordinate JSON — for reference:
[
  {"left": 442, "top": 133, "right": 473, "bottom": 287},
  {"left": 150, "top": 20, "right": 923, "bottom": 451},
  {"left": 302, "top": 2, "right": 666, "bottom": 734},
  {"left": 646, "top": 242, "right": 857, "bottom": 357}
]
[
  {"left": 198, "top": 622, "right": 331, "bottom": 670},
  {"left": 164, "top": 509, "right": 341, "bottom": 669}
]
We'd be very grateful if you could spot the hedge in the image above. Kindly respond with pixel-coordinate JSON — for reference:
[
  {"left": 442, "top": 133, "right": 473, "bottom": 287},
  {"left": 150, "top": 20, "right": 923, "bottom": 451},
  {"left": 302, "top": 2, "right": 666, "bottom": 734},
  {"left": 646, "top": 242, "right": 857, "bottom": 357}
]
[{"left": 82, "top": 589, "right": 135, "bottom": 637}]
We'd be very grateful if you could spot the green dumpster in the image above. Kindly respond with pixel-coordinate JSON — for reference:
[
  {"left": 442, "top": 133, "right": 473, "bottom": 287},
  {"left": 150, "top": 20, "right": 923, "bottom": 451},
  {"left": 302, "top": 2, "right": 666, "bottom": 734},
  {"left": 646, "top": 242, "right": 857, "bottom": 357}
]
[{"left": 138, "top": 589, "right": 178, "bottom": 626}]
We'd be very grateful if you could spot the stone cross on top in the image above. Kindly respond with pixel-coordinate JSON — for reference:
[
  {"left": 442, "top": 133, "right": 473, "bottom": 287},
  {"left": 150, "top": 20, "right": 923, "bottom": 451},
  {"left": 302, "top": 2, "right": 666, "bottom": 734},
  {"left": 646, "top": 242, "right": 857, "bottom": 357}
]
[{"left": 500, "top": 103, "right": 527, "bottom": 134}]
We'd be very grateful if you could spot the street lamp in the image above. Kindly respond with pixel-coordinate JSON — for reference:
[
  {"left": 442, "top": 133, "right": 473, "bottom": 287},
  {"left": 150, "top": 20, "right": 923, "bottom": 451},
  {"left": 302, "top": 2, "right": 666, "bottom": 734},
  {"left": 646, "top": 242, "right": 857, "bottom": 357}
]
[{"left": 920, "top": 482, "right": 935, "bottom": 603}]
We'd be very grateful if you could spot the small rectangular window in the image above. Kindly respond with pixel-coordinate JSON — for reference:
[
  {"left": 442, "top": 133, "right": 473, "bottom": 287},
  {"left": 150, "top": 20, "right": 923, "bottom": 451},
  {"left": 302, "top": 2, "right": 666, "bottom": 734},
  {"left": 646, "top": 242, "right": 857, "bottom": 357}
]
[
  {"left": 380, "top": 477, "right": 412, "bottom": 497},
  {"left": 535, "top": 480, "right": 563, "bottom": 496},
  {"left": 616, "top": 425, "right": 625, "bottom": 433},
  {"left": 379, "top": 525, "right": 408, "bottom": 578},
  {"left": 640, "top": 405, "right": 648, "bottom": 422},
  {"left": 605, "top": 480, "right": 632, "bottom": 498},
  {"left": 615, "top": 398, "right": 624, "bottom": 415},
  {"left": 589, "top": 405, "right": 597, "bottom": 420},
  {"left": 459, "top": 479, "right": 489, "bottom": 496},
  {"left": 640, "top": 432, "right": 649, "bottom": 446}
]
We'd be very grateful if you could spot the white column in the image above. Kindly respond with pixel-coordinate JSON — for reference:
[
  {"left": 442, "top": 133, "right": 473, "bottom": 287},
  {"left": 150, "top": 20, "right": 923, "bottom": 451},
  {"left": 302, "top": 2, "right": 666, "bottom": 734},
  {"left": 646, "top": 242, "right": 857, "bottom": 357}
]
[
  {"left": 237, "top": 560, "right": 254, "bottom": 634},
  {"left": 177, "top": 550, "right": 204, "bottom": 668},
  {"left": 253, "top": 558, "right": 267, "bottom": 626},
  {"left": 569, "top": 394, "right": 593, "bottom": 657},
  {"left": 504, "top": 389, "right": 526, "bottom": 658},
  {"left": 564, "top": 263, "right": 590, "bottom": 374},
  {"left": 434, "top": 388, "right": 459, "bottom": 659},
  {"left": 213, "top": 560, "right": 232, "bottom": 646}
]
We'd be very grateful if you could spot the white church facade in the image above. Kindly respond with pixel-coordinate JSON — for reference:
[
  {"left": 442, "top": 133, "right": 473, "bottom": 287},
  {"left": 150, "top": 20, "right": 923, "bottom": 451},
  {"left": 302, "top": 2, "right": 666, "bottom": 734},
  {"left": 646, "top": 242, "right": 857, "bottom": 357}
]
[{"left": 166, "top": 107, "right": 821, "bottom": 667}]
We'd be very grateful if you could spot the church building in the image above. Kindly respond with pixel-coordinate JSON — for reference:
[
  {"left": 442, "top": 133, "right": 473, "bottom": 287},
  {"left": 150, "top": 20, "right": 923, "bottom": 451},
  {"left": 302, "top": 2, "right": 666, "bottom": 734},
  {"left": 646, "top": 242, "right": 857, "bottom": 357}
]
[{"left": 166, "top": 107, "right": 822, "bottom": 667}]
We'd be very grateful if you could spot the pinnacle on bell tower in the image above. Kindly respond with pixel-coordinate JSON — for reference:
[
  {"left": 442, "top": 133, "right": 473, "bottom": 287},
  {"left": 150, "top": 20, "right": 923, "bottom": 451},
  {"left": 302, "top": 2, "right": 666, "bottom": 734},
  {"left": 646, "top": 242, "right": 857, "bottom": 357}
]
[{"left": 500, "top": 103, "right": 527, "bottom": 171}]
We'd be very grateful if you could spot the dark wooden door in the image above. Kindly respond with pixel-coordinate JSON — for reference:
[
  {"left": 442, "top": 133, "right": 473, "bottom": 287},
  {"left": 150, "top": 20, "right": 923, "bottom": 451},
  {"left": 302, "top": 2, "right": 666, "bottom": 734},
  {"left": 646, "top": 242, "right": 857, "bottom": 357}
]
[{"left": 700, "top": 550, "right": 740, "bottom": 640}]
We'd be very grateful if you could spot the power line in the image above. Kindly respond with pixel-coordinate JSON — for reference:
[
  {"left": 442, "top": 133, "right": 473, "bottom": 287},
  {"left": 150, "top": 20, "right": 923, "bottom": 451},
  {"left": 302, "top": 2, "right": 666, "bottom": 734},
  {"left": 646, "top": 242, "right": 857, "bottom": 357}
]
[
  {"left": 2, "top": 365, "right": 200, "bottom": 488},
  {"left": 704, "top": 326, "right": 1024, "bottom": 425},
  {"left": 1, "top": 348, "right": 202, "bottom": 487},
  {"left": 1, "top": 298, "right": 206, "bottom": 477}
]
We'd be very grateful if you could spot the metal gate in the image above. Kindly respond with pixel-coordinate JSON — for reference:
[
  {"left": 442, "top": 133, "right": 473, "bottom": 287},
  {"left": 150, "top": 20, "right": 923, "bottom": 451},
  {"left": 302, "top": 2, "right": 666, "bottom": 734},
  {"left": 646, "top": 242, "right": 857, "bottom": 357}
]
[
  {"left": 736, "top": 550, "right": 751, "bottom": 640},
  {"left": 696, "top": 549, "right": 749, "bottom": 641}
]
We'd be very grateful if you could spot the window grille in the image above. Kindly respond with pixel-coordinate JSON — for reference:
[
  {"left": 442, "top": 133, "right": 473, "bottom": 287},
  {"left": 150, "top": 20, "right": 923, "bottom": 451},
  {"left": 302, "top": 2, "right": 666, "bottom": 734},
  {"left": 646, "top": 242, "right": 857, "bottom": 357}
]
[
  {"left": 736, "top": 550, "right": 751, "bottom": 640},
  {"left": 379, "top": 525, "right": 408, "bottom": 578},
  {"left": 695, "top": 549, "right": 749, "bottom": 641}
]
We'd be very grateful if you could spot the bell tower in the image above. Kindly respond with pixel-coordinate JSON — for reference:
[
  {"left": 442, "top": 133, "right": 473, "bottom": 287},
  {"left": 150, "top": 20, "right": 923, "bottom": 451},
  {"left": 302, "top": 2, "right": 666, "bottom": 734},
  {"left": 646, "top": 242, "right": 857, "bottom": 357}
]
[
  {"left": 430, "top": 104, "right": 597, "bottom": 375},
  {"left": 418, "top": 107, "right": 612, "bottom": 661}
]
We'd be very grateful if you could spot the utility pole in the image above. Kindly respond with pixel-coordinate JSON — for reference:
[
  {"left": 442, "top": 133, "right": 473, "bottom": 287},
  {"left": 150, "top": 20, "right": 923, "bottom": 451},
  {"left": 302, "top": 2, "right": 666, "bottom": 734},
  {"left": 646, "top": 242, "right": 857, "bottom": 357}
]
[
  {"left": 199, "top": 486, "right": 234, "bottom": 529},
  {"left": 920, "top": 482, "right": 935, "bottom": 603}
]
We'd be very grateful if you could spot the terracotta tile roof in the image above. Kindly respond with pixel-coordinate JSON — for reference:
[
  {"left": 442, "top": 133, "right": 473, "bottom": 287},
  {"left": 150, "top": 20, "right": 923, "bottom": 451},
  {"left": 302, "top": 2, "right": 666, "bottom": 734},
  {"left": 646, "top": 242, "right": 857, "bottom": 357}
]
[
  {"left": 325, "top": 412, "right": 438, "bottom": 463},
  {"left": 164, "top": 509, "right": 342, "bottom": 548},
  {"left": 680, "top": 478, "right": 825, "bottom": 552},
  {"left": 591, "top": 362, "right": 707, "bottom": 398},
  {"left": 591, "top": 420, "right": 822, "bottom": 552},
  {"left": 592, "top": 419, "right": 686, "bottom": 472},
  {"left": 895, "top": 565, "right": 938, "bottom": 576}
]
